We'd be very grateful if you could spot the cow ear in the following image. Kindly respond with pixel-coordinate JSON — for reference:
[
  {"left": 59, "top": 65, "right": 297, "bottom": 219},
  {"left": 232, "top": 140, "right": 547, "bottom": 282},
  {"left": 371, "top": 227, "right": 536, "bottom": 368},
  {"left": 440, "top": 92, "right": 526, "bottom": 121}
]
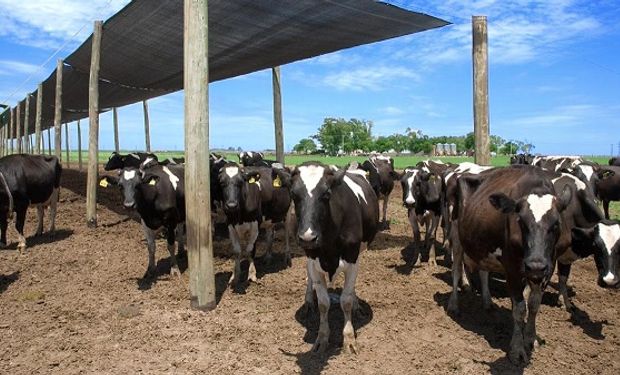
[
  {"left": 329, "top": 169, "right": 346, "bottom": 187},
  {"left": 489, "top": 193, "right": 517, "bottom": 214},
  {"left": 556, "top": 184, "right": 573, "bottom": 212},
  {"left": 243, "top": 172, "right": 261, "bottom": 184},
  {"left": 99, "top": 176, "right": 118, "bottom": 188},
  {"left": 598, "top": 169, "right": 615, "bottom": 179},
  {"left": 144, "top": 175, "right": 159, "bottom": 186}
]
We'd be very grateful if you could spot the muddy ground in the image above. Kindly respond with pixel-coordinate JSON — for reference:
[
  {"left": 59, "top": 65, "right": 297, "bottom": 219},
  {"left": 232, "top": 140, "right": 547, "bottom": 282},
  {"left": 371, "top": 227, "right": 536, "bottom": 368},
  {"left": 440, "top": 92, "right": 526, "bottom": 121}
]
[{"left": 1, "top": 168, "right": 619, "bottom": 374}]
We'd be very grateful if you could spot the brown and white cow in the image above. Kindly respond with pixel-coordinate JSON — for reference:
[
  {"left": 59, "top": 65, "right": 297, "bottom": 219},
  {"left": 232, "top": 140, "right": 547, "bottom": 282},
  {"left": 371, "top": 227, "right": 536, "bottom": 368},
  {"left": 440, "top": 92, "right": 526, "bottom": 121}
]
[
  {"left": 291, "top": 162, "right": 378, "bottom": 354},
  {"left": 448, "top": 165, "right": 572, "bottom": 364}
]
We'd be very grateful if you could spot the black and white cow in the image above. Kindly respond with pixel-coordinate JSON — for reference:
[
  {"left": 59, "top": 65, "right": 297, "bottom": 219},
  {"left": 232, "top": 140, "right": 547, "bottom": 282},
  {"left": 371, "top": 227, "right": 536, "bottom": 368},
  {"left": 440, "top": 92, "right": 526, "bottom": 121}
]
[
  {"left": 0, "top": 155, "right": 62, "bottom": 253},
  {"left": 510, "top": 153, "right": 534, "bottom": 165},
  {"left": 218, "top": 162, "right": 293, "bottom": 286},
  {"left": 531, "top": 155, "right": 583, "bottom": 172},
  {"left": 609, "top": 157, "right": 620, "bottom": 167},
  {"left": 100, "top": 165, "right": 185, "bottom": 278},
  {"left": 104, "top": 151, "right": 159, "bottom": 171},
  {"left": 159, "top": 157, "right": 185, "bottom": 166},
  {"left": 290, "top": 162, "right": 378, "bottom": 353},
  {"left": 360, "top": 154, "right": 397, "bottom": 230},
  {"left": 448, "top": 165, "right": 572, "bottom": 364},
  {"left": 238, "top": 151, "right": 278, "bottom": 167},
  {"left": 594, "top": 166, "right": 620, "bottom": 219}
]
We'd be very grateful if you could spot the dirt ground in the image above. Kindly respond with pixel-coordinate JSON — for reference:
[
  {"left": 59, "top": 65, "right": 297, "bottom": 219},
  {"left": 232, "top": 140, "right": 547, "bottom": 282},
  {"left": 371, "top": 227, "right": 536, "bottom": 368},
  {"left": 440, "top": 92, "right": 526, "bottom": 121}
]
[{"left": 1, "top": 168, "right": 619, "bottom": 375}]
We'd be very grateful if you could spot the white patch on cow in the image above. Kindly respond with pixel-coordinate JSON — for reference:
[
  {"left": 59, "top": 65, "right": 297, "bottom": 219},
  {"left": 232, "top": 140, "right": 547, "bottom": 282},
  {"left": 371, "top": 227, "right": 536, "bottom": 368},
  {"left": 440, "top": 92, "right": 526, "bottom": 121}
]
[
  {"left": 597, "top": 222, "right": 620, "bottom": 256},
  {"left": 422, "top": 166, "right": 430, "bottom": 173},
  {"left": 225, "top": 167, "right": 239, "bottom": 178},
  {"left": 346, "top": 169, "right": 368, "bottom": 179},
  {"left": 526, "top": 194, "right": 554, "bottom": 223},
  {"left": 552, "top": 173, "right": 586, "bottom": 191},
  {"left": 579, "top": 165, "right": 594, "bottom": 181},
  {"left": 299, "top": 165, "right": 325, "bottom": 197},
  {"left": 493, "top": 248, "right": 502, "bottom": 257},
  {"left": 142, "top": 157, "right": 154, "bottom": 167},
  {"left": 405, "top": 173, "right": 417, "bottom": 204},
  {"left": 129, "top": 153, "right": 140, "bottom": 160},
  {"left": 532, "top": 156, "right": 542, "bottom": 166},
  {"left": 344, "top": 175, "right": 368, "bottom": 204},
  {"left": 603, "top": 272, "right": 616, "bottom": 285},
  {"left": 123, "top": 170, "right": 136, "bottom": 180},
  {"left": 308, "top": 256, "right": 353, "bottom": 283},
  {"left": 162, "top": 166, "right": 179, "bottom": 190},
  {"left": 444, "top": 171, "right": 455, "bottom": 184},
  {"left": 247, "top": 151, "right": 253, "bottom": 158},
  {"left": 329, "top": 165, "right": 339, "bottom": 171}
]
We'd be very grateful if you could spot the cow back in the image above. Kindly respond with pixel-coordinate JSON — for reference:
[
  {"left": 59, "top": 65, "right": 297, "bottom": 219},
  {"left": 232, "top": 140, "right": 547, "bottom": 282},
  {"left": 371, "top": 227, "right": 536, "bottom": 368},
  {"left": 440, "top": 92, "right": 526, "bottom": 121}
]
[{"left": 0, "top": 155, "right": 61, "bottom": 205}]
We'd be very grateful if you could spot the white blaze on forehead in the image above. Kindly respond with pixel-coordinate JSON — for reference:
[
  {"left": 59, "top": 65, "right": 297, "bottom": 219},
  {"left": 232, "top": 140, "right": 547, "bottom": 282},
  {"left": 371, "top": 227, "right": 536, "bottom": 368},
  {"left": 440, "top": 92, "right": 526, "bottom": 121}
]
[
  {"left": 225, "top": 167, "right": 239, "bottom": 178},
  {"left": 597, "top": 223, "right": 620, "bottom": 256},
  {"left": 344, "top": 175, "right": 368, "bottom": 203},
  {"left": 299, "top": 165, "right": 325, "bottom": 197},
  {"left": 579, "top": 165, "right": 594, "bottom": 181},
  {"left": 123, "top": 170, "right": 136, "bottom": 180},
  {"left": 162, "top": 166, "right": 180, "bottom": 190},
  {"left": 526, "top": 194, "right": 555, "bottom": 222}
]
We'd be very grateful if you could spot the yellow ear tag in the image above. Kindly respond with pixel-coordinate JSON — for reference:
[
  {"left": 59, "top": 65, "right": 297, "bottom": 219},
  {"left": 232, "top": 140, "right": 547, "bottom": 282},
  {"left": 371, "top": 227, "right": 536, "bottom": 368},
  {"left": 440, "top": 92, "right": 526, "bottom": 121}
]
[
  {"left": 273, "top": 175, "right": 282, "bottom": 188},
  {"left": 249, "top": 177, "right": 256, "bottom": 184},
  {"left": 99, "top": 179, "right": 109, "bottom": 188},
  {"left": 149, "top": 179, "right": 157, "bottom": 186},
  {"left": 365, "top": 171, "right": 370, "bottom": 177}
]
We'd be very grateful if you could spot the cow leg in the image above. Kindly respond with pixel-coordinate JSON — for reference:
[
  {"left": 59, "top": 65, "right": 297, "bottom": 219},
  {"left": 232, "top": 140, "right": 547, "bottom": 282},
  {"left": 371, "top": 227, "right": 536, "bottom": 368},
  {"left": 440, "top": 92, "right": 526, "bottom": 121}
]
[
  {"left": 263, "top": 221, "right": 274, "bottom": 265},
  {"left": 36, "top": 205, "right": 44, "bottom": 236},
  {"left": 425, "top": 212, "right": 440, "bottom": 267},
  {"left": 284, "top": 209, "right": 294, "bottom": 267},
  {"left": 228, "top": 224, "right": 242, "bottom": 286},
  {"left": 245, "top": 221, "right": 260, "bottom": 283},
  {"left": 47, "top": 187, "right": 59, "bottom": 235},
  {"left": 175, "top": 223, "right": 185, "bottom": 254},
  {"left": 381, "top": 196, "right": 389, "bottom": 229},
  {"left": 447, "top": 221, "right": 466, "bottom": 313},
  {"left": 603, "top": 199, "right": 610, "bottom": 220},
  {"left": 141, "top": 220, "right": 157, "bottom": 278},
  {"left": 166, "top": 225, "right": 181, "bottom": 278},
  {"left": 557, "top": 262, "right": 573, "bottom": 311},
  {"left": 15, "top": 206, "right": 27, "bottom": 254},
  {"left": 524, "top": 284, "right": 543, "bottom": 354},
  {"left": 0, "top": 214, "right": 8, "bottom": 247},
  {"left": 408, "top": 210, "right": 421, "bottom": 266},
  {"left": 507, "top": 276, "right": 528, "bottom": 364},
  {"left": 341, "top": 261, "right": 360, "bottom": 354},
  {"left": 480, "top": 270, "right": 492, "bottom": 310},
  {"left": 308, "top": 261, "right": 330, "bottom": 353},
  {"left": 303, "top": 259, "right": 316, "bottom": 314}
]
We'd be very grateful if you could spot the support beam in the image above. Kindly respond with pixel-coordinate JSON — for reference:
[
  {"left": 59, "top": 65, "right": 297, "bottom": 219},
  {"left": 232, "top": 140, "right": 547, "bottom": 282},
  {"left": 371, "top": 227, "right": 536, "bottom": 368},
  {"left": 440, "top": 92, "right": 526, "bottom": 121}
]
[
  {"left": 35, "top": 84, "right": 43, "bottom": 154},
  {"left": 184, "top": 0, "right": 216, "bottom": 311},
  {"left": 472, "top": 15, "right": 490, "bottom": 166},
  {"left": 54, "top": 59, "right": 63, "bottom": 160},
  {"left": 9, "top": 108, "right": 14, "bottom": 155},
  {"left": 29, "top": 134, "right": 33, "bottom": 154},
  {"left": 143, "top": 100, "right": 151, "bottom": 152},
  {"left": 77, "top": 119, "right": 83, "bottom": 170},
  {"left": 86, "top": 20, "right": 103, "bottom": 228},
  {"left": 16, "top": 102, "right": 21, "bottom": 154},
  {"left": 47, "top": 128, "right": 52, "bottom": 155},
  {"left": 24, "top": 96, "right": 30, "bottom": 153},
  {"left": 272, "top": 66, "right": 284, "bottom": 164},
  {"left": 113, "top": 107, "right": 119, "bottom": 152},
  {"left": 65, "top": 123, "right": 70, "bottom": 168}
]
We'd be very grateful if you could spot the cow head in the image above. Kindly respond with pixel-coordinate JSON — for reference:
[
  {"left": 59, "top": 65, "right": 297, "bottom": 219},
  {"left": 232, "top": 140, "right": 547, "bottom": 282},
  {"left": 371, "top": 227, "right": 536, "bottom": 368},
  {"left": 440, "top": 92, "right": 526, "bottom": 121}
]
[
  {"left": 238, "top": 151, "right": 264, "bottom": 167},
  {"left": 290, "top": 162, "right": 345, "bottom": 250},
  {"left": 400, "top": 167, "right": 420, "bottom": 208},
  {"left": 417, "top": 171, "right": 442, "bottom": 203},
  {"left": 104, "top": 152, "right": 125, "bottom": 171},
  {"left": 218, "top": 162, "right": 260, "bottom": 214},
  {"left": 572, "top": 221, "right": 620, "bottom": 287},
  {"left": 100, "top": 167, "right": 142, "bottom": 209},
  {"left": 489, "top": 185, "right": 572, "bottom": 285}
]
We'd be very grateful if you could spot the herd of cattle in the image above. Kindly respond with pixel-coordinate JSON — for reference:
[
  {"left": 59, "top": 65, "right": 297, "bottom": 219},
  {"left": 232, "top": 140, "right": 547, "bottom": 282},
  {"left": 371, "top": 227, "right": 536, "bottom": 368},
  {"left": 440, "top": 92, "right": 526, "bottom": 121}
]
[{"left": 1, "top": 150, "right": 619, "bottom": 364}]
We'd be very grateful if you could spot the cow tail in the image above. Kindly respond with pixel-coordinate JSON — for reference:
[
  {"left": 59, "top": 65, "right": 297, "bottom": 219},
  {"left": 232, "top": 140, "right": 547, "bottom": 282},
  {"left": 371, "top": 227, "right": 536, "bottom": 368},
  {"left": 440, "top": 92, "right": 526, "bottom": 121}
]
[{"left": 0, "top": 171, "right": 14, "bottom": 217}]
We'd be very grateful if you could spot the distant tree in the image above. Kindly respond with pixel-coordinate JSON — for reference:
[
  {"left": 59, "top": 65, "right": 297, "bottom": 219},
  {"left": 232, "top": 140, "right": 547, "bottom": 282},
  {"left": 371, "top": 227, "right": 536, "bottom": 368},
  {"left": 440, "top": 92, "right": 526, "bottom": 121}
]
[
  {"left": 499, "top": 140, "right": 524, "bottom": 155},
  {"left": 388, "top": 133, "right": 408, "bottom": 153},
  {"left": 373, "top": 136, "right": 392, "bottom": 153},
  {"left": 313, "top": 117, "right": 373, "bottom": 155},
  {"left": 293, "top": 138, "right": 317, "bottom": 154},
  {"left": 464, "top": 132, "right": 475, "bottom": 150}
]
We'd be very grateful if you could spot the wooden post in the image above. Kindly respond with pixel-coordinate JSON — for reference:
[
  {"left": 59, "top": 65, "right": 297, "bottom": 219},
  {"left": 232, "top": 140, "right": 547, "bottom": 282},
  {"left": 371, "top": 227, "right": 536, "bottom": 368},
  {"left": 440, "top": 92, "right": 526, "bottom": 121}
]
[
  {"left": 184, "top": 0, "right": 216, "bottom": 310},
  {"left": 47, "top": 128, "right": 52, "bottom": 155},
  {"left": 9, "top": 108, "right": 14, "bottom": 155},
  {"left": 35, "top": 84, "right": 43, "bottom": 154},
  {"left": 272, "top": 66, "right": 284, "bottom": 164},
  {"left": 472, "top": 16, "right": 490, "bottom": 166},
  {"left": 54, "top": 59, "right": 63, "bottom": 160},
  {"left": 29, "top": 134, "right": 33, "bottom": 154},
  {"left": 143, "top": 100, "right": 151, "bottom": 152},
  {"left": 77, "top": 119, "right": 83, "bottom": 170},
  {"left": 24, "top": 95, "right": 31, "bottom": 153},
  {"left": 113, "top": 107, "right": 120, "bottom": 152},
  {"left": 16, "top": 102, "right": 22, "bottom": 154},
  {"left": 86, "top": 20, "right": 103, "bottom": 228},
  {"left": 65, "top": 123, "right": 70, "bottom": 168}
]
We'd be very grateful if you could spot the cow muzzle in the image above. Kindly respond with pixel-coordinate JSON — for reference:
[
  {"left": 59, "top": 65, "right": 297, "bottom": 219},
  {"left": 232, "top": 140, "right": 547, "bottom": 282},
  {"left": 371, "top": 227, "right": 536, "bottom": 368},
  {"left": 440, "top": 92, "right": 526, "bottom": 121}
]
[
  {"left": 123, "top": 201, "right": 136, "bottom": 209},
  {"left": 602, "top": 271, "right": 619, "bottom": 287},
  {"left": 524, "top": 257, "right": 550, "bottom": 284},
  {"left": 298, "top": 228, "right": 319, "bottom": 249}
]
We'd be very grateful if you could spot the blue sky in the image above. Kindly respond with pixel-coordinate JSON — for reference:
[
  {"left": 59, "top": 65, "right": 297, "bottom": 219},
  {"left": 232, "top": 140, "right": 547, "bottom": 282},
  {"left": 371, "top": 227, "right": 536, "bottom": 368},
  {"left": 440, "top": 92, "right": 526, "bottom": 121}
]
[{"left": 1, "top": 0, "right": 619, "bottom": 155}]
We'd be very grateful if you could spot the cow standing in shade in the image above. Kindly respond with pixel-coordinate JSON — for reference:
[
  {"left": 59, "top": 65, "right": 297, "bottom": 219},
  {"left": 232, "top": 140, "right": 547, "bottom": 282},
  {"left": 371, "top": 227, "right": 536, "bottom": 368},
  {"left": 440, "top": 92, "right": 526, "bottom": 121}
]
[
  {"left": 291, "top": 162, "right": 378, "bottom": 353},
  {"left": 100, "top": 165, "right": 185, "bottom": 279},
  {"left": 0, "top": 155, "right": 62, "bottom": 253},
  {"left": 361, "top": 154, "right": 397, "bottom": 230}
]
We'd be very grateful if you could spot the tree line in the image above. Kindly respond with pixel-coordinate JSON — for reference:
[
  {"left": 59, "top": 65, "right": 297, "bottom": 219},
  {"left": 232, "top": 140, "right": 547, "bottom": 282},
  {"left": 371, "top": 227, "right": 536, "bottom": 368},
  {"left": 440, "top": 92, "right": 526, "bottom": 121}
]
[{"left": 293, "top": 117, "right": 535, "bottom": 156}]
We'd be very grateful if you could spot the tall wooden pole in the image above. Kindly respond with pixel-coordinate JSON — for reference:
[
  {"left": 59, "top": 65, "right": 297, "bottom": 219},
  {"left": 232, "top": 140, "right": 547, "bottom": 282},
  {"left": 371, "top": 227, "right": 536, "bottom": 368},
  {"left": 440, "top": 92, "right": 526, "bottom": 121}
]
[
  {"left": 77, "top": 119, "right": 83, "bottom": 170},
  {"left": 47, "top": 128, "right": 52, "bottom": 155},
  {"left": 272, "top": 66, "right": 284, "bottom": 164},
  {"left": 65, "top": 123, "right": 70, "bottom": 168},
  {"left": 86, "top": 20, "right": 103, "bottom": 228},
  {"left": 9, "top": 108, "right": 14, "bottom": 154},
  {"left": 143, "top": 100, "right": 151, "bottom": 152},
  {"left": 54, "top": 59, "right": 63, "bottom": 160},
  {"left": 473, "top": 16, "right": 490, "bottom": 166},
  {"left": 35, "top": 84, "right": 43, "bottom": 154},
  {"left": 16, "top": 102, "right": 22, "bottom": 154},
  {"left": 184, "top": 0, "right": 215, "bottom": 311},
  {"left": 29, "top": 134, "right": 33, "bottom": 154},
  {"left": 113, "top": 107, "right": 120, "bottom": 152},
  {"left": 24, "top": 96, "right": 31, "bottom": 153}
]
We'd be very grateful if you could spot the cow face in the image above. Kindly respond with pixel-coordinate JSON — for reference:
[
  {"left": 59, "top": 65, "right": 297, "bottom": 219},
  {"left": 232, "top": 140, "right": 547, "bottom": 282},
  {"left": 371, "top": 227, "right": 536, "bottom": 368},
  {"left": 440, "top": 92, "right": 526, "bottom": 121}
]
[
  {"left": 104, "top": 152, "right": 124, "bottom": 171},
  {"left": 572, "top": 222, "right": 620, "bottom": 287},
  {"left": 290, "top": 163, "right": 345, "bottom": 250},
  {"left": 218, "top": 162, "right": 260, "bottom": 214},
  {"left": 400, "top": 168, "right": 420, "bottom": 208},
  {"left": 489, "top": 186, "right": 572, "bottom": 284},
  {"left": 417, "top": 171, "right": 442, "bottom": 203},
  {"left": 100, "top": 168, "right": 142, "bottom": 208}
]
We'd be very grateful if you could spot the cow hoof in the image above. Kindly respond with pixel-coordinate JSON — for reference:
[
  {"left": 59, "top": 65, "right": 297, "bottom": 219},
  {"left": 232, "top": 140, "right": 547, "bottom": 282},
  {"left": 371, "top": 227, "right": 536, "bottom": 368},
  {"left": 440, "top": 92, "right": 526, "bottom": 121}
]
[
  {"left": 447, "top": 298, "right": 459, "bottom": 315},
  {"left": 285, "top": 255, "right": 292, "bottom": 268},
  {"left": 311, "top": 338, "right": 329, "bottom": 354},
  {"left": 344, "top": 337, "right": 359, "bottom": 355},
  {"left": 17, "top": 243, "right": 26, "bottom": 254},
  {"left": 143, "top": 269, "right": 156, "bottom": 280},
  {"left": 428, "top": 259, "right": 437, "bottom": 268},
  {"left": 508, "top": 346, "right": 529, "bottom": 365}
]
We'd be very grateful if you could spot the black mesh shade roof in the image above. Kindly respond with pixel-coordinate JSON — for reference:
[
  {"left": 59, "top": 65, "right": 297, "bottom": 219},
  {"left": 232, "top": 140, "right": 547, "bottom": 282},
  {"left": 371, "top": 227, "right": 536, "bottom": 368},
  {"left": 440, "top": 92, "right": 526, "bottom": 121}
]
[{"left": 5, "top": 0, "right": 449, "bottom": 134}]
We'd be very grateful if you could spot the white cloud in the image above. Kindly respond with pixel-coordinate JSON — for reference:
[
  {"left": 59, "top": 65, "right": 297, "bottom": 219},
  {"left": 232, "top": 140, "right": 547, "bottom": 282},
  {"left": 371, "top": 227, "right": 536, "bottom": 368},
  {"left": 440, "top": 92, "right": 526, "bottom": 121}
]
[
  {"left": 322, "top": 66, "right": 420, "bottom": 91},
  {"left": 380, "top": 106, "right": 406, "bottom": 115},
  {"left": 0, "top": 60, "right": 41, "bottom": 76}
]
